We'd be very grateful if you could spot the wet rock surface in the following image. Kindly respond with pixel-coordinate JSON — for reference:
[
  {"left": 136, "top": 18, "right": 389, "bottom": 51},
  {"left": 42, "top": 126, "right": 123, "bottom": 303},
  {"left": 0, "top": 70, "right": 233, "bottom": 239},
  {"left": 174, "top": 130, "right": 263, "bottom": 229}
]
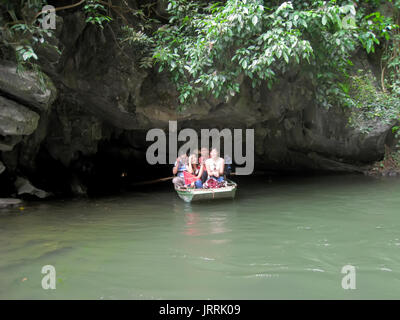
[
  {"left": 0, "top": 96, "right": 40, "bottom": 137},
  {"left": 0, "top": 161, "right": 5, "bottom": 175},
  {"left": 15, "top": 177, "right": 51, "bottom": 199},
  {"left": 0, "top": 60, "right": 57, "bottom": 112}
]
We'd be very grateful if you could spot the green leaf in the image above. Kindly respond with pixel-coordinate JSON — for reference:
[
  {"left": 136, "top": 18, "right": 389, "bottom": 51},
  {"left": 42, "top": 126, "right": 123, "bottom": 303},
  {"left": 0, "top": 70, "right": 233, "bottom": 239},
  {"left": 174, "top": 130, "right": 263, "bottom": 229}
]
[
  {"left": 252, "top": 16, "right": 258, "bottom": 26},
  {"left": 283, "top": 51, "right": 289, "bottom": 64}
]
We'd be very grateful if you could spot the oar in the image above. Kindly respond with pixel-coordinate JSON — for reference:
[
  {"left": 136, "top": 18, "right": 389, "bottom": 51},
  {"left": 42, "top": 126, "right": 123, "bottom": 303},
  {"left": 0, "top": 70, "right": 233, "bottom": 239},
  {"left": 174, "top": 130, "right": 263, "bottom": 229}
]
[
  {"left": 131, "top": 176, "right": 174, "bottom": 187},
  {"left": 130, "top": 170, "right": 267, "bottom": 187}
]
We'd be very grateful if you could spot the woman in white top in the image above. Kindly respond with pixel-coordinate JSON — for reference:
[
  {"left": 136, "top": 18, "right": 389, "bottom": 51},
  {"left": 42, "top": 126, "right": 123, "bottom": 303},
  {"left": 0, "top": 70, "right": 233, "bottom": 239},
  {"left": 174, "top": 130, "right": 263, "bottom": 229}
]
[{"left": 205, "top": 148, "right": 225, "bottom": 182}]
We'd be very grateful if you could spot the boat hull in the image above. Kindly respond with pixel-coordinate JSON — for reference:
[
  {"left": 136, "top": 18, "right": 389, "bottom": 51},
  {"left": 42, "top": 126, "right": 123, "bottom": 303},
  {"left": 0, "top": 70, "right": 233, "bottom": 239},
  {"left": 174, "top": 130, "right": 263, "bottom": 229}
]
[{"left": 175, "top": 180, "right": 237, "bottom": 203}]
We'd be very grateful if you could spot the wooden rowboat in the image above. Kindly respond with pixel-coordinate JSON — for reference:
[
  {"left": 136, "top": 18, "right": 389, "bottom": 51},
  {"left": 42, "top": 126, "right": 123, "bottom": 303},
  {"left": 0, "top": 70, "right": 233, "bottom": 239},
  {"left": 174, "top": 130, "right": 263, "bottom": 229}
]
[{"left": 175, "top": 180, "right": 237, "bottom": 203}]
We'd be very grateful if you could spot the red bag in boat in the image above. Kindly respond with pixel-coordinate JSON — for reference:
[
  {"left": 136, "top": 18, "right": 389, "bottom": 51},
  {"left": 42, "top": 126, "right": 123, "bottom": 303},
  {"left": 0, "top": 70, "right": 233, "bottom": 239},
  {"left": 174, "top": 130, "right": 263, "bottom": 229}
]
[
  {"left": 183, "top": 171, "right": 198, "bottom": 185},
  {"left": 203, "top": 177, "right": 225, "bottom": 189}
]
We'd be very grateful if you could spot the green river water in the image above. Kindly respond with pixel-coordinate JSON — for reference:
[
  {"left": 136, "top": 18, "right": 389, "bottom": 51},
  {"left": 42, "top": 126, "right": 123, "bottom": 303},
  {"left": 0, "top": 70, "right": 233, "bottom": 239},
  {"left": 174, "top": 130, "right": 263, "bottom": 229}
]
[{"left": 1, "top": 174, "right": 400, "bottom": 299}]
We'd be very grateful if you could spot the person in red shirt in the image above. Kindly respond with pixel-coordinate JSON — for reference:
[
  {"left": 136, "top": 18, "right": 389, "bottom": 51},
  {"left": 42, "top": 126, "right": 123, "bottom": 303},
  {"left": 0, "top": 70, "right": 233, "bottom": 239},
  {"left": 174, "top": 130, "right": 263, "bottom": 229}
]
[{"left": 185, "top": 152, "right": 204, "bottom": 188}]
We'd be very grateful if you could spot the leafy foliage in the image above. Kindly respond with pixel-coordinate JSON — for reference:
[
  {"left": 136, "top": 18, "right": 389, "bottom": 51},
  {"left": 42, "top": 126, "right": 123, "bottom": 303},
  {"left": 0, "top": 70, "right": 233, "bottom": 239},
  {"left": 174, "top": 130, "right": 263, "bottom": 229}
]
[
  {"left": 119, "top": 26, "right": 155, "bottom": 69},
  {"left": 152, "top": 0, "right": 400, "bottom": 111},
  {"left": 347, "top": 70, "right": 400, "bottom": 132},
  {"left": 153, "top": 0, "right": 358, "bottom": 106},
  {"left": 84, "top": 0, "right": 112, "bottom": 28}
]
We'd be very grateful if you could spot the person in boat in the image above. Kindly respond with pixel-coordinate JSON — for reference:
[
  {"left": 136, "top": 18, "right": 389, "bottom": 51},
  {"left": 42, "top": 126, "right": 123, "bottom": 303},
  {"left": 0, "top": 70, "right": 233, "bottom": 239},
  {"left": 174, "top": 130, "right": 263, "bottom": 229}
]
[
  {"left": 199, "top": 147, "right": 210, "bottom": 183},
  {"left": 188, "top": 150, "right": 199, "bottom": 175},
  {"left": 186, "top": 152, "right": 204, "bottom": 188},
  {"left": 172, "top": 152, "right": 188, "bottom": 188},
  {"left": 199, "top": 147, "right": 209, "bottom": 164},
  {"left": 205, "top": 148, "right": 225, "bottom": 183},
  {"left": 224, "top": 154, "right": 233, "bottom": 176}
]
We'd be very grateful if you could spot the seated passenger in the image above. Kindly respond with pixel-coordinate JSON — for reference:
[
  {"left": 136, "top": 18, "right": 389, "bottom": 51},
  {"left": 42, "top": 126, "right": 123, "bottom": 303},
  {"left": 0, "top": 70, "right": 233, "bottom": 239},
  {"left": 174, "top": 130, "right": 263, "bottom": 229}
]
[
  {"left": 186, "top": 153, "right": 204, "bottom": 188},
  {"left": 172, "top": 152, "right": 188, "bottom": 188},
  {"left": 205, "top": 148, "right": 225, "bottom": 183},
  {"left": 199, "top": 147, "right": 210, "bottom": 165},
  {"left": 224, "top": 154, "right": 233, "bottom": 176},
  {"left": 199, "top": 147, "right": 210, "bottom": 183}
]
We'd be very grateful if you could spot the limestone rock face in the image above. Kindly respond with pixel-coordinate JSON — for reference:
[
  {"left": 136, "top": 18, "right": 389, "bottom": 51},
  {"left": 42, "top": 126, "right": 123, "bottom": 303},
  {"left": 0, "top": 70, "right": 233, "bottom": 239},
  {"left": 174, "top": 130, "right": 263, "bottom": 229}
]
[
  {"left": 0, "top": 61, "right": 57, "bottom": 112},
  {"left": 0, "top": 96, "right": 40, "bottom": 137},
  {"left": 0, "top": 8, "right": 397, "bottom": 197},
  {"left": 14, "top": 177, "right": 51, "bottom": 199},
  {"left": 41, "top": 10, "right": 393, "bottom": 175},
  {"left": 45, "top": 103, "right": 104, "bottom": 167}
]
